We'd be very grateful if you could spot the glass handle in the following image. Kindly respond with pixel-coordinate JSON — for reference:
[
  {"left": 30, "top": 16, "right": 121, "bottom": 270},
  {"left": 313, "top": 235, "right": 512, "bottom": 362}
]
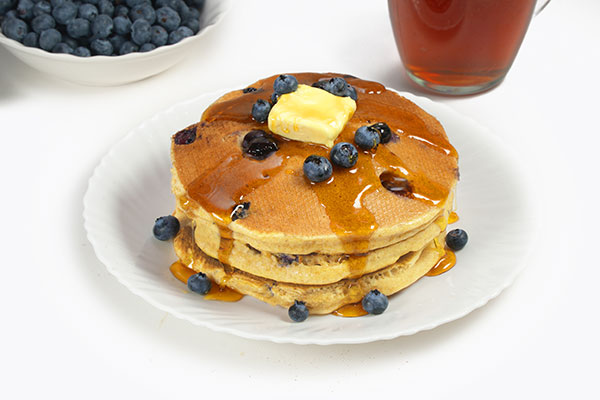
[{"left": 535, "top": 0, "right": 551, "bottom": 16}]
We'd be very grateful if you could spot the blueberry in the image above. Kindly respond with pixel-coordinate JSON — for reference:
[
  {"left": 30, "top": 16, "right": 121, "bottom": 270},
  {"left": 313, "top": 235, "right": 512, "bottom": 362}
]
[
  {"left": 241, "top": 129, "right": 278, "bottom": 160},
  {"left": 269, "top": 92, "right": 279, "bottom": 105},
  {"left": 153, "top": 215, "right": 180, "bottom": 241},
  {"left": 330, "top": 142, "right": 358, "bottom": 168},
  {"left": 129, "top": 3, "right": 155, "bottom": 24},
  {"left": 150, "top": 24, "right": 167, "bottom": 45},
  {"left": 49, "top": 0, "right": 64, "bottom": 8},
  {"left": 288, "top": 300, "right": 309, "bottom": 322},
  {"left": 173, "top": 126, "right": 196, "bottom": 144},
  {"left": 370, "top": 122, "right": 392, "bottom": 144},
  {"left": 38, "top": 27, "right": 61, "bottom": 50},
  {"left": 131, "top": 18, "right": 150, "bottom": 44},
  {"left": 16, "top": 0, "right": 34, "bottom": 20},
  {"left": 91, "top": 13, "right": 112, "bottom": 38},
  {"left": 114, "top": 4, "right": 128, "bottom": 17},
  {"left": 89, "top": 37, "right": 112, "bottom": 55},
  {"left": 0, "top": 0, "right": 13, "bottom": 15},
  {"left": 112, "top": 15, "right": 131, "bottom": 35},
  {"left": 139, "top": 42, "right": 154, "bottom": 52},
  {"left": 445, "top": 229, "right": 468, "bottom": 251},
  {"left": 52, "top": 41, "right": 72, "bottom": 53},
  {"left": 32, "top": 0, "right": 51, "bottom": 16},
  {"left": 31, "top": 13, "right": 54, "bottom": 33},
  {"left": 354, "top": 125, "right": 381, "bottom": 150},
  {"left": 242, "top": 87, "right": 257, "bottom": 93},
  {"left": 1, "top": 17, "right": 28, "bottom": 42},
  {"left": 173, "top": 0, "right": 190, "bottom": 21},
  {"left": 22, "top": 31, "right": 37, "bottom": 46},
  {"left": 62, "top": 35, "right": 77, "bottom": 49},
  {"left": 362, "top": 290, "right": 389, "bottom": 315},
  {"left": 230, "top": 202, "right": 250, "bottom": 221},
  {"left": 73, "top": 45, "right": 90, "bottom": 56},
  {"left": 78, "top": 3, "right": 97, "bottom": 21},
  {"left": 187, "top": 0, "right": 205, "bottom": 10},
  {"left": 125, "top": 0, "right": 146, "bottom": 7},
  {"left": 273, "top": 74, "right": 298, "bottom": 95},
  {"left": 118, "top": 40, "right": 138, "bottom": 54},
  {"left": 167, "top": 25, "right": 192, "bottom": 44},
  {"left": 52, "top": 1, "right": 77, "bottom": 25},
  {"left": 183, "top": 17, "right": 198, "bottom": 33},
  {"left": 108, "top": 33, "right": 126, "bottom": 51},
  {"left": 184, "top": 6, "right": 200, "bottom": 23},
  {"left": 156, "top": 6, "right": 180, "bottom": 32},
  {"left": 66, "top": 17, "right": 89, "bottom": 38},
  {"left": 313, "top": 78, "right": 357, "bottom": 100},
  {"left": 251, "top": 99, "right": 270, "bottom": 123},
  {"left": 303, "top": 155, "right": 333, "bottom": 183},
  {"left": 345, "top": 84, "right": 358, "bottom": 101},
  {"left": 97, "top": 0, "right": 113, "bottom": 17},
  {"left": 187, "top": 272, "right": 211, "bottom": 295}
]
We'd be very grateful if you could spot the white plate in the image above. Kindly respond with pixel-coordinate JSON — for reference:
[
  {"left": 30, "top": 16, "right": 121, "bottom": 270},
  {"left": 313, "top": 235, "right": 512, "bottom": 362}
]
[{"left": 83, "top": 88, "right": 537, "bottom": 345}]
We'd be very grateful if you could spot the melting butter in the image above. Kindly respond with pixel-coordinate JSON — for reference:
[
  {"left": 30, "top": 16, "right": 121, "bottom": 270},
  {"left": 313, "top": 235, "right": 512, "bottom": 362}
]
[{"left": 268, "top": 84, "right": 356, "bottom": 148}]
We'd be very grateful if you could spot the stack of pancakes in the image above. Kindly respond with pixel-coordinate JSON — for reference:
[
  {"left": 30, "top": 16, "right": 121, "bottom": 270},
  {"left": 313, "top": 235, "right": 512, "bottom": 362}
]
[{"left": 170, "top": 73, "right": 458, "bottom": 315}]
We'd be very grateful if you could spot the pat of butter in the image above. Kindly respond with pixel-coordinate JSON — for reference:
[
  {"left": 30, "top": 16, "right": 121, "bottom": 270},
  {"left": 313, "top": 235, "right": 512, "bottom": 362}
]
[{"left": 268, "top": 84, "right": 356, "bottom": 148}]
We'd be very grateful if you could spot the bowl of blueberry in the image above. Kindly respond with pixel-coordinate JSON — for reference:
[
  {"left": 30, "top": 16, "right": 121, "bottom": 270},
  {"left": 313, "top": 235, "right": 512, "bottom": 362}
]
[{"left": 0, "top": 0, "right": 230, "bottom": 85}]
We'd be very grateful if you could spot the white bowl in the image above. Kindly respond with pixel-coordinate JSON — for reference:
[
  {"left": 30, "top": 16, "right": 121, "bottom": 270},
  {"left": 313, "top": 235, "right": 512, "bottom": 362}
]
[{"left": 0, "top": 0, "right": 230, "bottom": 86}]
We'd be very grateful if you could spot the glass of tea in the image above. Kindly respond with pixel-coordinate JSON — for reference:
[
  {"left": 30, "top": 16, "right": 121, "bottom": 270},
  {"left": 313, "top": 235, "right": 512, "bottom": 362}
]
[{"left": 388, "top": 0, "right": 551, "bottom": 95}]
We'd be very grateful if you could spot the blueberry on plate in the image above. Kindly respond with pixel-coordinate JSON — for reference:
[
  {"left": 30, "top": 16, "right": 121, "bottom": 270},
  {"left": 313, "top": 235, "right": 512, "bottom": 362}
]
[
  {"left": 370, "top": 122, "right": 392, "bottom": 144},
  {"left": 362, "top": 289, "right": 389, "bottom": 315},
  {"left": 153, "top": 215, "right": 180, "bottom": 241},
  {"left": 288, "top": 300, "right": 309, "bottom": 322},
  {"left": 251, "top": 99, "right": 271, "bottom": 123},
  {"left": 241, "top": 130, "right": 278, "bottom": 160},
  {"left": 173, "top": 126, "right": 197, "bottom": 145},
  {"left": 1, "top": 17, "right": 28, "bottom": 42},
  {"left": 345, "top": 84, "right": 358, "bottom": 101},
  {"left": 270, "top": 92, "right": 279, "bottom": 105},
  {"left": 187, "top": 272, "right": 211, "bottom": 295},
  {"left": 303, "top": 155, "right": 333, "bottom": 183},
  {"left": 327, "top": 77, "right": 348, "bottom": 96},
  {"left": 445, "top": 228, "right": 468, "bottom": 251},
  {"left": 330, "top": 142, "right": 358, "bottom": 168},
  {"left": 273, "top": 74, "right": 298, "bottom": 95},
  {"left": 354, "top": 125, "right": 381, "bottom": 150}
]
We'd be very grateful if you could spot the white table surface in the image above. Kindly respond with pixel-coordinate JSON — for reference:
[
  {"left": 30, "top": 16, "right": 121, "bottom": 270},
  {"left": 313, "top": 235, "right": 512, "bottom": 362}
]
[{"left": 2, "top": 1, "right": 599, "bottom": 399}]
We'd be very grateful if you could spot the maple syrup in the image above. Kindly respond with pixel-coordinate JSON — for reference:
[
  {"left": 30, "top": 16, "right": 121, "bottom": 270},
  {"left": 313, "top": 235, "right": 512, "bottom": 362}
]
[
  {"left": 426, "top": 248, "right": 456, "bottom": 276},
  {"left": 332, "top": 302, "right": 369, "bottom": 317},
  {"left": 180, "top": 73, "right": 457, "bottom": 276},
  {"left": 448, "top": 211, "right": 459, "bottom": 224},
  {"left": 169, "top": 261, "right": 243, "bottom": 302}
]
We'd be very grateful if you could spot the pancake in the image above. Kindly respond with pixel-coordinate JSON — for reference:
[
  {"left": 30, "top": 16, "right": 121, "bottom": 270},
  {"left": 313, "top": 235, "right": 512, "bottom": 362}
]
[
  {"left": 174, "top": 224, "right": 446, "bottom": 315},
  {"left": 168, "top": 72, "right": 459, "bottom": 315}
]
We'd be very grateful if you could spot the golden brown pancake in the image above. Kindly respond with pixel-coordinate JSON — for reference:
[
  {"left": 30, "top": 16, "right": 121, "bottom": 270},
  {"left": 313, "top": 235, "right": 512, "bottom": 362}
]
[{"left": 169, "top": 73, "right": 458, "bottom": 313}]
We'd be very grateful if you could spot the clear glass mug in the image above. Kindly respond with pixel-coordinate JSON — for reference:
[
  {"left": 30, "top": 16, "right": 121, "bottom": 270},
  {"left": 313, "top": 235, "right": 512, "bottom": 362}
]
[{"left": 388, "top": 0, "right": 551, "bottom": 95}]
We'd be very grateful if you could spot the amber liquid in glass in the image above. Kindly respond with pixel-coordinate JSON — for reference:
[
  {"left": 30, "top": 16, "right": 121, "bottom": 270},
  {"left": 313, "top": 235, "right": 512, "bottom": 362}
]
[{"left": 389, "top": 0, "right": 536, "bottom": 94}]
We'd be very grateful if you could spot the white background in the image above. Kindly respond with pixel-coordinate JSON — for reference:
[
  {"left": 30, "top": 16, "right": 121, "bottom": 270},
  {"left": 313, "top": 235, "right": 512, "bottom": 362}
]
[{"left": 2, "top": 0, "right": 599, "bottom": 399}]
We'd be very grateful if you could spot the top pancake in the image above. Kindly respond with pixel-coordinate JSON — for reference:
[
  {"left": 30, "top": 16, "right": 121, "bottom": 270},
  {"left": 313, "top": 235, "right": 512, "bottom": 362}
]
[{"left": 171, "top": 73, "right": 458, "bottom": 254}]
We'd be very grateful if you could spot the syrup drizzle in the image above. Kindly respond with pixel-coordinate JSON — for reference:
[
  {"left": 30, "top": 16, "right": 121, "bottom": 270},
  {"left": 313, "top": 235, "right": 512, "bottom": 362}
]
[
  {"left": 426, "top": 249, "right": 457, "bottom": 276},
  {"left": 332, "top": 302, "right": 369, "bottom": 317},
  {"left": 169, "top": 261, "right": 243, "bottom": 302},
  {"left": 182, "top": 73, "right": 457, "bottom": 270}
]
